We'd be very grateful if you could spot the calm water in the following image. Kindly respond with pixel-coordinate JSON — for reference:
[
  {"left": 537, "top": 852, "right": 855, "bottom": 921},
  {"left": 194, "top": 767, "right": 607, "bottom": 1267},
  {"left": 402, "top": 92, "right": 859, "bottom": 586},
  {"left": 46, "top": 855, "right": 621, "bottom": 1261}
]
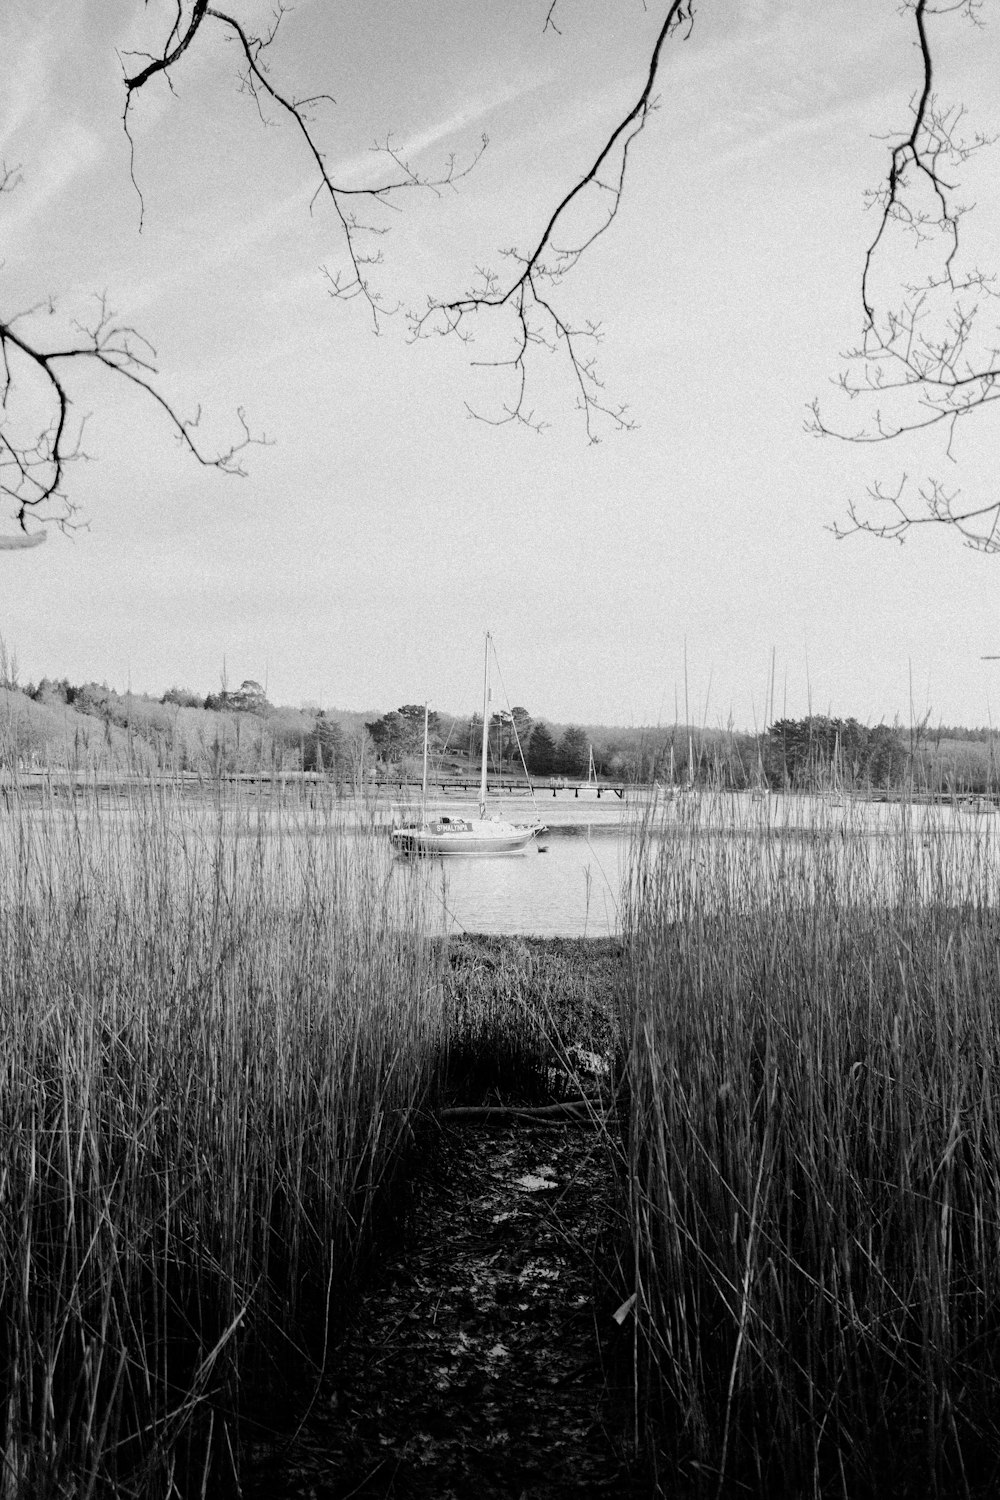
[
  {"left": 390, "top": 791, "right": 633, "bottom": 938},
  {"left": 2, "top": 781, "right": 635, "bottom": 941},
  {"left": 12, "top": 782, "right": 999, "bottom": 942},
  {"left": 405, "top": 826, "right": 628, "bottom": 938},
  {"left": 392, "top": 787, "right": 1000, "bottom": 938}
]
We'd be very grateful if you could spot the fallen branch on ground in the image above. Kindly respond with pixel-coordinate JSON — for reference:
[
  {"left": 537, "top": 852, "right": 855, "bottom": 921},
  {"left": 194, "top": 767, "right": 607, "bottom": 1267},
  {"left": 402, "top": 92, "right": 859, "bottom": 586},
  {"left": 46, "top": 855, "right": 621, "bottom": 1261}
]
[{"left": 438, "top": 1099, "right": 605, "bottom": 1125}]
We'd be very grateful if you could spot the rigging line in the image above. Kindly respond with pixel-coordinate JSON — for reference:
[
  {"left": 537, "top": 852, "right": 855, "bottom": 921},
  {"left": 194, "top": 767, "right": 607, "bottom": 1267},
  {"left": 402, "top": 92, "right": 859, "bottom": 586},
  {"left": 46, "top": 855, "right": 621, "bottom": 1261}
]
[
  {"left": 488, "top": 637, "right": 540, "bottom": 821},
  {"left": 579, "top": 824, "right": 622, "bottom": 920},
  {"left": 403, "top": 852, "right": 470, "bottom": 936},
  {"left": 435, "top": 862, "right": 469, "bottom": 937},
  {"left": 437, "top": 714, "right": 457, "bottom": 757}
]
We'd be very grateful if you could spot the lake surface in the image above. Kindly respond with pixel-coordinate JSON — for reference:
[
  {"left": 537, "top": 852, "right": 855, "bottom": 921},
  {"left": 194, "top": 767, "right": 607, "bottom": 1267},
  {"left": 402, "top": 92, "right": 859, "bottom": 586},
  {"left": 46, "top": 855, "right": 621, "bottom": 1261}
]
[
  {"left": 389, "top": 790, "right": 633, "bottom": 938},
  {"left": 390, "top": 787, "right": 1000, "bottom": 938},
  {"left": 10, "top": 781, "right": 1000, "bottom": 942},
  {"left": 403, "top": 824, "right": 628, "bottom": 938},
  {"left": 1, "top": 780, "right": 635, "bottom": 941}
]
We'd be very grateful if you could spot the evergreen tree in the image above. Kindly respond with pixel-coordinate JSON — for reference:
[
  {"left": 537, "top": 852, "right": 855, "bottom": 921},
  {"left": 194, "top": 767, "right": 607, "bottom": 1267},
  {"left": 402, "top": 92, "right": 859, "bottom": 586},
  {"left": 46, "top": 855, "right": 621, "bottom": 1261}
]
[
  {"left": 527, "top": 722, "right": 556, "bottom": 776},
  {"left": 556, "top": 725, "right": 589, "bottom": 777},
  {"left": 302, "top": 712, "right": 346, "bottom": 775}
]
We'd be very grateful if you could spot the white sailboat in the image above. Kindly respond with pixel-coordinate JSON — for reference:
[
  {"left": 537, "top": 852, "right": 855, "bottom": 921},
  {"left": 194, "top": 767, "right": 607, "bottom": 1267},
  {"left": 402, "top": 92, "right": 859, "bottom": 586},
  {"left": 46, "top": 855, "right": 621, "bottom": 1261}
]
[{"left": 390, "top": 635, "right": 544, "bottom": 856}]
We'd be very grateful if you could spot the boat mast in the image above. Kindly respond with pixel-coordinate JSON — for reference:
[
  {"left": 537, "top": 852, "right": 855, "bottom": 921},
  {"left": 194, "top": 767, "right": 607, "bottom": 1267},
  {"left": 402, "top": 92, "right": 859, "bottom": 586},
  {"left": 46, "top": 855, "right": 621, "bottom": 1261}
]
[
  {"left": 421, "top": 702, "right": 429, "bottom": 817},
  {"left": 479, "top": 632, "right": 491, "bottom": 818}
]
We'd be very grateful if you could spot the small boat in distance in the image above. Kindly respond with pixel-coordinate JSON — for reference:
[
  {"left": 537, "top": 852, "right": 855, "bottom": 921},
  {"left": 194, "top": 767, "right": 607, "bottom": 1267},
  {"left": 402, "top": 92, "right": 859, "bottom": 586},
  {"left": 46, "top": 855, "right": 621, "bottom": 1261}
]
[
  {"left": 391, "top": 811, "right": 540, "bottom": 856},
  {"left": 391, "top": 635, "right": 544, "bottom": 857}
]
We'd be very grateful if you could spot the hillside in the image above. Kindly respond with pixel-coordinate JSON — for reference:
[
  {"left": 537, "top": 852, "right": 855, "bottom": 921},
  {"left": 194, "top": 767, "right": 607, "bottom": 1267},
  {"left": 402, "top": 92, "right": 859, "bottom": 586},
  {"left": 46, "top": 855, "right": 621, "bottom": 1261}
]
[
  {"left": 0, "top": 686, "right": 369, "bottom": 780},
  {"left": 3, "top": 674, "right": 998, "bottom": 795}
]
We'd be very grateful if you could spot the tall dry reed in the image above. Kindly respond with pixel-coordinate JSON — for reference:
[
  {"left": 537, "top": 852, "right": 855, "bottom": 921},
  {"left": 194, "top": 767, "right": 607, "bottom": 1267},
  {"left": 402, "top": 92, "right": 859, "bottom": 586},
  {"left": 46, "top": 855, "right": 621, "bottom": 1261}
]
[
  {"left": 0, "top": 778, "right": 442, "bottom": 1498},
  {"left": 624, "top": 792, "right": 1000, "bottom": 1498}
]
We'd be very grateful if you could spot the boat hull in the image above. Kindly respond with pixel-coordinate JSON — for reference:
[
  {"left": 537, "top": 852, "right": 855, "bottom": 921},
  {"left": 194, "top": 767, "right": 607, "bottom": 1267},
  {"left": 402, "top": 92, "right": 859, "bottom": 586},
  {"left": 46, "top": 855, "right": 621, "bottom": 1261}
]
[{"left": 391, "top": 818, "right": 540, "bottom": 856}]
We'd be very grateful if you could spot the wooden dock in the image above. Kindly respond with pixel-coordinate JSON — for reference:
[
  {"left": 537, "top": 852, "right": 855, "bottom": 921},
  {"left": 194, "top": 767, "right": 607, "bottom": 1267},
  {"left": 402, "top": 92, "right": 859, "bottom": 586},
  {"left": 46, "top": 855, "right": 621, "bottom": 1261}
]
[{"left": 372, "top": 778, "right": 628, "bottom": 800}]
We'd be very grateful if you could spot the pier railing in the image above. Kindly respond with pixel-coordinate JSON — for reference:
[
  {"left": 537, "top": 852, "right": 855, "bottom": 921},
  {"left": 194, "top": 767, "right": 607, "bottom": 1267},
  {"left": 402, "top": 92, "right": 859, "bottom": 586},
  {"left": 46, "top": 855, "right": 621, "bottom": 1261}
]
[{"left": 372, "top": 777, "right": 628, "bottom": 800}]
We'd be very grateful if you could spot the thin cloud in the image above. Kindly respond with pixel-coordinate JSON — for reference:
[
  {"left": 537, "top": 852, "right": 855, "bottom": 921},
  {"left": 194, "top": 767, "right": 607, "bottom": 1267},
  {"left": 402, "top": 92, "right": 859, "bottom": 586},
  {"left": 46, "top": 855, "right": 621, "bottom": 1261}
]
[
  {"left": 329, "top": 72, "right": 552, "bottom": 189},
  {"left": 0, "top": 20, "right": 53, "bottom": 155},
  {"left": 120, "top": 70, "right": 554, "bottom": 313},
  {"left": 2, "top": 121, "right": 103, "bottom": 241}
]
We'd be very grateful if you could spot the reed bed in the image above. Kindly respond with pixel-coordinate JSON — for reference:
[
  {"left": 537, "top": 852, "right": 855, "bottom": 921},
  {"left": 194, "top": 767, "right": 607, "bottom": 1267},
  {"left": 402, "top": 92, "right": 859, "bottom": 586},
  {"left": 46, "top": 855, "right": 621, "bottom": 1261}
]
[
  {"left": 624, "top": 792, "right": 1000, "bottom": 1498},
  {"left": 442, "top": 934, "right": 623, "bottom": 1103},
  {"left": 0, "top": 779, "right": 443, "bottom": 1498}
]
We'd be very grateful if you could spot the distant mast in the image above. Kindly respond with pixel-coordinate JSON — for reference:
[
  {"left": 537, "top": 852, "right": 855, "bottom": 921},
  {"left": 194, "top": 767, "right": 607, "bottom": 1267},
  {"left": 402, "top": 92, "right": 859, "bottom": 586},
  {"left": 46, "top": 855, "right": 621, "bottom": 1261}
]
[
  {"left": 479, "top": 633, "right": 491, "bottom": 818},
  {"left": 421, "top": 703, "right": 429, "bottom": 816}
]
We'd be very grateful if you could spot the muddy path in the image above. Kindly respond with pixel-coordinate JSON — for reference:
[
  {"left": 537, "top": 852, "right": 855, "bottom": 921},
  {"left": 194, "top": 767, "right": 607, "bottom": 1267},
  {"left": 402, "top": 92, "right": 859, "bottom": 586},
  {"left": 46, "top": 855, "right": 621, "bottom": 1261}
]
[{"left": 245, "top": 937, "right": 652, "bottom": 1498}]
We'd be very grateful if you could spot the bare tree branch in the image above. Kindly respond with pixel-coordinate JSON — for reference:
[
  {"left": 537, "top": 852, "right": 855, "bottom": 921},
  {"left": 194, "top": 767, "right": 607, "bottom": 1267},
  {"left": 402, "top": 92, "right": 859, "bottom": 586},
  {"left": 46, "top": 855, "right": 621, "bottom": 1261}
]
[
  {"left": 116, "top": 3, "right": 698, "bottom": 458},
  {"left": 411, "top": 1, "right": 696, "bottom": 441},
  {"left": 827, "top": 473, "right": 1000, "bottom": 554},
  {"left": 543, "top": 5, "right": 563, "bottom": 38},
  {"left": 3, "top": 0, "right": 497, "bottom": 537},
  {"left": 0, "top": 294, "right": 263, "bottom": 529},
  {"left": 124, "top": 2, "right": 487, "bottom": 329},
  {"left": 812, "top": 0, "right": 1000, "bottom": 550},
  {"left": 15, "top": 0, "right": 993, "bottom": 552}
]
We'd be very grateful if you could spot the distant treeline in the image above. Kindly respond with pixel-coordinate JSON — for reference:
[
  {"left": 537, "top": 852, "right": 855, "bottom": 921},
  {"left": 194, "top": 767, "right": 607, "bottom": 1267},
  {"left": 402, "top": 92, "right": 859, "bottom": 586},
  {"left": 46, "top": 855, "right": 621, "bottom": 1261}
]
[
  {"left": 364, "top": 706, "right": 595, "bottom": 779},
  {"left": 2, "top": 662, "right": 999, "bottom": 793},
  {"left": 366, "top": 706, "right": 1000, "bottom": 794},
  {"left": 625, "top": 715, "right": 1000, "bottom": 794}
]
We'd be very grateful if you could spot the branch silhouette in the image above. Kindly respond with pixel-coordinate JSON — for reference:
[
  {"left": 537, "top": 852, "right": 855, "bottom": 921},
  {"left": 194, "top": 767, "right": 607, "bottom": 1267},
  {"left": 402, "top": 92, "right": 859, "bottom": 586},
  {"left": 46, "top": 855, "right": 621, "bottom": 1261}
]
[
  {"left": 4, "top": 1, "right": 994, "bottom": 543},
  {"left": 411, "top": 1, "right": 696, "bottom": 441},
  {"left": 811, "top": 0, "right": 1000, "bottom": 551}
]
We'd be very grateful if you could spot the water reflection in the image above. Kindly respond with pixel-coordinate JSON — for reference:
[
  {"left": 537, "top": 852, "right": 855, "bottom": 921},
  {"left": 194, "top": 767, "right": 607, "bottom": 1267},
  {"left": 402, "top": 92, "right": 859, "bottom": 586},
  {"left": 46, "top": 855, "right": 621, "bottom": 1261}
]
[
  {"left": 388, "top": 790, "right": 631, "bottom": 938},
  {"left": 393, "top": 788, "right": 1000, "bottom": 939},
  {"left": 16, "top": 782, "right": 998, "bottom": 942},
  {"left": 402, "top": 828, "right": 625, "bottom": 939}
]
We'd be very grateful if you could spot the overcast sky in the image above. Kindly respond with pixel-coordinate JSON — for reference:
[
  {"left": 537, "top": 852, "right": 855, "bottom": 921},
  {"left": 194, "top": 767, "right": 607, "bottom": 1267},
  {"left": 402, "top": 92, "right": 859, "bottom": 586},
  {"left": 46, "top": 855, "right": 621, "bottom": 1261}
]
[{"left": 2, "top": 0, "right": 1000, "bottom": 729}]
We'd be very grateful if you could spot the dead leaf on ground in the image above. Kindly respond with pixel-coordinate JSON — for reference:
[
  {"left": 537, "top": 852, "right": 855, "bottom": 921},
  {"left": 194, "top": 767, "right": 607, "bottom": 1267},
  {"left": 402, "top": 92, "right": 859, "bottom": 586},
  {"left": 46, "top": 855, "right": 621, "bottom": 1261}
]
[{"left": 514, "top": 1174, "right": 559, "bottom": 1192}]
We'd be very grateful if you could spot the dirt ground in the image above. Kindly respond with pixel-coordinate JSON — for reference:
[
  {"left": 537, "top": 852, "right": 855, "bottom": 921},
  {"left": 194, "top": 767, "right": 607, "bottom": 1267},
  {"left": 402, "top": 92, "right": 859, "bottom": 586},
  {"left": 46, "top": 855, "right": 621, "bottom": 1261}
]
[{"left": 245, "top": 937, "right": 654, "bottom": 1498}]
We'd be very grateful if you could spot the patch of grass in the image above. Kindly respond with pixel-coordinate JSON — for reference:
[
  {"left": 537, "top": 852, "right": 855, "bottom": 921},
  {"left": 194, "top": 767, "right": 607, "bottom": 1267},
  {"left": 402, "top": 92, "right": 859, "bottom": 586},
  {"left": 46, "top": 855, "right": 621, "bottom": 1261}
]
[
  {"left": 442, "top": 934, "right": 624, "bottom": 1104},
  {"left": 624, "top": 795, "right": 1000, "bottom": 1498},
  {"left": 0, "top": 780, "right": 443, "bottom": 1497}
]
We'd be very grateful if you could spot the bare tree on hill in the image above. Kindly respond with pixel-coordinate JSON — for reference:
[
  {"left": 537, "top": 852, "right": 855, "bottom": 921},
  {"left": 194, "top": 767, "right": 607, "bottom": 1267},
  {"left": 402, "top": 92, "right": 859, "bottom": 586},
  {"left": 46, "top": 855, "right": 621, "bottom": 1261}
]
[{"left": 1, "top": 0, "right": 996, "bottom": 548}]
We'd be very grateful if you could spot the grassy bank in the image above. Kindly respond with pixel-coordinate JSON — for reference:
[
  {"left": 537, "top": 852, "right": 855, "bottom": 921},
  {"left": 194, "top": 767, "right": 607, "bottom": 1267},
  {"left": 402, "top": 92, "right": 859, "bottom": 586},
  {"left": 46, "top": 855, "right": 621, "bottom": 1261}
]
[
  {"left": 624, "top": 796, "right": 1000, "bottom": 1497},
  {"left": 25, "top": 771, "right": 1000, "bottom": 1497},
  {"left": 0, "top": 782, "right": 443, "bottom": 1498},
  {"left": 0, "top": 775, "right": 633, "bottom": 1499},
  {"left": 442, "top": 934, "right": 623, "bottom": 1104}
]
